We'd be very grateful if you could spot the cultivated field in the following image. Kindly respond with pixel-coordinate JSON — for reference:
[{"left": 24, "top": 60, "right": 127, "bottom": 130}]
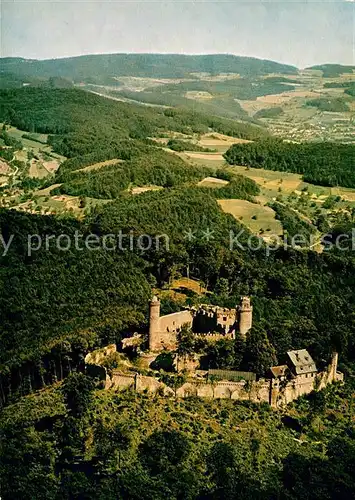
[
  {"left": 29, "top": 159, "right": 52, "bottom": 179},
  {"left": 0, "top": 160, "right": 10, "bottom": 175},
  {"left": 182, "top": 152, "right": 225, "bottom": 162},
  {"left": 231, "top": 165, "right": 302, "bottom": 194},
  {"left": 218, "top": 199, "right": 283, "bottom": 239}
]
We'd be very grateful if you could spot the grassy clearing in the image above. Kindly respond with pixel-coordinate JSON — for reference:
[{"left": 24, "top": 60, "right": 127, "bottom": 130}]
[
  {"left": 130, "top": 186, "right": 163, "bottom": 195},
  {"left": 13, "top": 191, "right": 110, "bottom": 217},
  {"left": 154, "top": 132, "right": 251, "bottom": 154},
  {"left": 218, "top": 199, "right": 283, "bottom": 238},
  {"left": 2, "top": 124, "right": 66, "bottom": 163},
  {"left": 34, "top": 184, "right": 63, "bottom": 196},
  {"left": 197, "top": 177, "right": 229, "bottom": 188},
  {"left": 158, "top": 277, "right": 208, "bottom": 302},
  {"left": 330, "top": 186, "right": 355, "bottom": 202},
  {"left": 171, "top": 277, "right": 207, "bottom": 295},
  {"left": 43, "top": 160, "right": 60, "bottom": 174},
  {"left": 196, "top": 133, "right": 252, "bottom": 153},
  {"left": 0, "top": 160, "right": 10, "bottom": 175},
  {"left": 0, "top": 176, "right": 8, "bottom": 186},
  {"left": 300, "top": 182, "right": 332, "bottom": 197},
  {"left": 77, "top": 159, "right": 123, "bottom": 172},
  {"left": 182, "top": 152, "right": 225, "bottom": 162}
]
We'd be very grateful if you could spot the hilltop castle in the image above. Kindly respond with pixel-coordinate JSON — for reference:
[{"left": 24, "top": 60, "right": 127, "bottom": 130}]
[
  {"left": 148, "top": 296, "right": 253, "bottom": 352},
  {"left": 85, "top": 294, "right": 343, "bottom": 408}
]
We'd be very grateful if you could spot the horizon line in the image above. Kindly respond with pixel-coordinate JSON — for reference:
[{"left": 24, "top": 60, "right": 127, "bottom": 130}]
[{"left": 3, "top": 51, "right": 355, "bottom": 71}]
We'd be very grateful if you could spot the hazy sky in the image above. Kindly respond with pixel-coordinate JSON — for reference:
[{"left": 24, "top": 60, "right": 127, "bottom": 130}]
[{"left": 2, "top": 0, "right": 354, "bottom": 68}]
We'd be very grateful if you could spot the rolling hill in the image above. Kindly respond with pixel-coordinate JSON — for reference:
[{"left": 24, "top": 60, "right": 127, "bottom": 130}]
[
  {"left": 306, "top": 63, "right": 355, "bottom": 77},
  {"left": 0, "top": 53, "right": 298, "bottom": 84}
]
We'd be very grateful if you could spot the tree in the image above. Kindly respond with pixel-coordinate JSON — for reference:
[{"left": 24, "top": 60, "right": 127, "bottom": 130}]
[
  {"left": 61, "top": 372, "right": 94, "bottom": 417},
  {"left": 139, "top": 430, "right": 191, "bottom": 475},
  {"left": 243, "top": 326, "right": 277, "bottom": 377},
  {"left": 215, "top": 277, "right": 230, "bottom": 297},
  {"left": 176, "top": 324, "right": 196, "bottom": 362}
]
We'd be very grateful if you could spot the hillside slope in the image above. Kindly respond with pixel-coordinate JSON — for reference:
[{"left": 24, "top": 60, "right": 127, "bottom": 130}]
[{"left": 0, "top": 88, "right": 268, "bottom": 157}]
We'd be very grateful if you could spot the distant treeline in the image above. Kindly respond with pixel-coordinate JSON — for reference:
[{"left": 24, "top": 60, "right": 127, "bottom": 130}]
[
  {"left": 0, "top": 53, "right": 298, "bottom": 83},
  {"left": 305, "top": 97, "right": 350, "bottom": 113},
  {"left": 224, "top": 138, "right": 355, "bottom": 188},
  {"left": 112, "top": 88, "right": 251, "bottom": 121},
  {"left": 307, "top": 64, "right": 355, "bottom": 77},
  {"left": 323, "top": 81, "right": 355, "bottom": 89},
  {"left": 147, "top": 77, "right": 296, "bottom": 100},
  {"left": 166, "top": 138, "right": 216, "bottom": 152}
]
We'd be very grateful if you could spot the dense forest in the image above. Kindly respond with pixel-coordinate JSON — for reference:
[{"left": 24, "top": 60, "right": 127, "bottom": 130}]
[
  {"left": 253, "top": 107, "right": 284, "bottom": 119},
  {"left": 54, "top": 150, "right": 211, "bottom": 198},
  {"left": 0, "top": 53, "right": 298, "bottom": 83},
  {"left": 224, "top": 138, "right": 355, "bottom": 188},
  {"left": 0, "top": 374, "right": 354, "bottom": 500},
  {"left": 0, "top": 88, "right": 268, "bottom": 158},
  {"left": 323, "top": 81, "right": 355, "bottom": 89}
]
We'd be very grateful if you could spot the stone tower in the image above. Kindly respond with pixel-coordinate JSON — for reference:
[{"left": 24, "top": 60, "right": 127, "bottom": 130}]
[
  {"left": 148, "top": 296, "right": 161, "bottom": 351},
  {"left": 329, "top": 352, "right": 338, "bottom": 382},
  {"left": 238, "top": 296, "right": 253, "bottom": 338}
]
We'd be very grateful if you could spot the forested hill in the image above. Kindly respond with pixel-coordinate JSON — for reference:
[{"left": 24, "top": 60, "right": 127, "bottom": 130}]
[
  {"left": 1, "top": 53, "right": 298, "bottom": 83},
  {"left": 0, "top": 87, "right": 268, "bottom": 157},
  {"left": 306, "top": 63, "right": 355, "bottom": 77}
]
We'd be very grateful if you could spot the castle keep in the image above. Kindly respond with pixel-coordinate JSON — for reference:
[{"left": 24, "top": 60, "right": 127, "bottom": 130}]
[{"left": 148, "top": 296, "right": 253, "bottom": 352}]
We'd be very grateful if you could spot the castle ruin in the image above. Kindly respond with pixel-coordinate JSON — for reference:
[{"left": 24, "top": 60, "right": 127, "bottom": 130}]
[
  {"left": 148, "top": 296, "right": 253, "bottom": 352},
  {"left": 85, "top": 294, "right": 343, "bottom": 408}
]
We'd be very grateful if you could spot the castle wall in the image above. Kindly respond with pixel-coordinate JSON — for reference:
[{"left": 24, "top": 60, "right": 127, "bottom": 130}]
[
  {"left": 150, "top": 310, "right": 193, "bottom": 351},
  {"left": 103, "top": 364, "right": 342, "bottom": 408},
  {"left": 158, "top": 310, "right": 194, "bottom": 334},
  {"left": 87, "top": 343, "right": 342, "bottom": 409},
  {"left": 108, "top": 372, "right": 135, "bottom": 390},
  {"left": 193, "top": 332, "right": 235, "bottom": 342}
]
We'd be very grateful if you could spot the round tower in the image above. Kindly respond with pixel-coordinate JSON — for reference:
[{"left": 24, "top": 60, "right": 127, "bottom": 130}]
[
  {"left": 238, "top": 296, "right": 253, "bottom": 338},
  {"left": 148, "top": 296, "right": 161, "bottom": 351}
]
